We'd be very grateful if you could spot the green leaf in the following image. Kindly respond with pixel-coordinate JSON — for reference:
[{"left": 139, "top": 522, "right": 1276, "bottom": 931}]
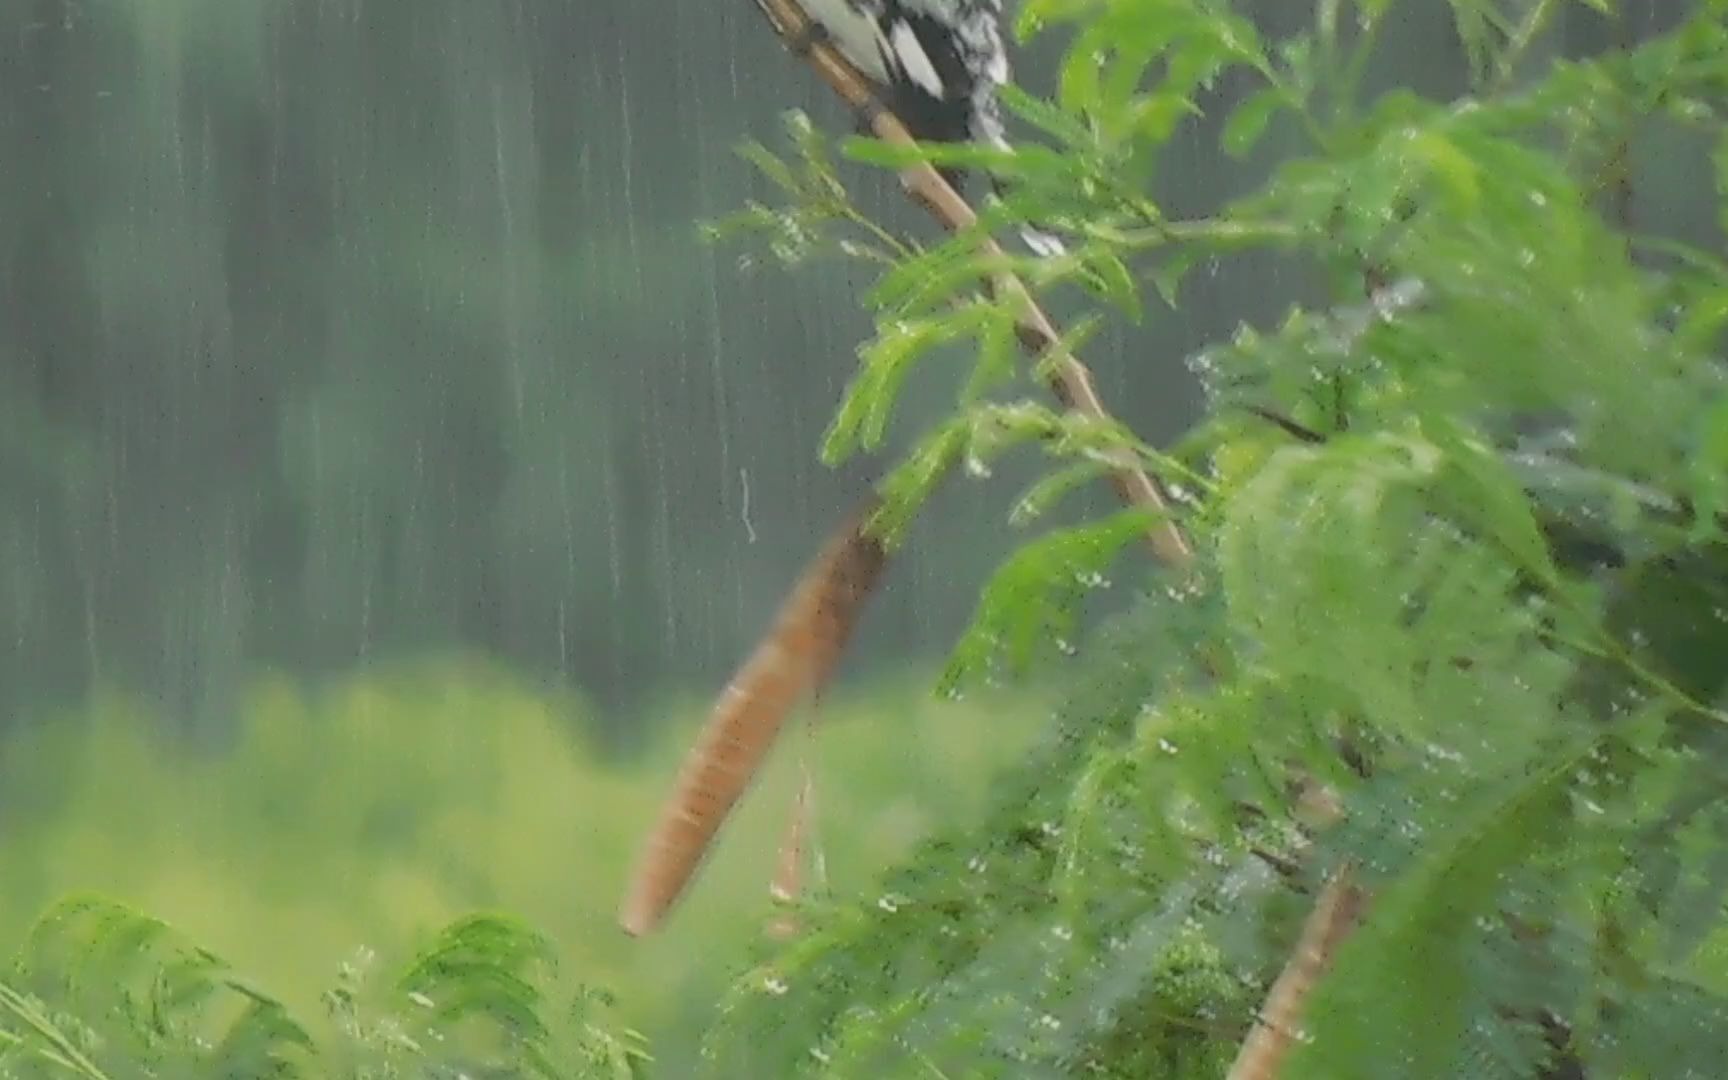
[
  {"left": 1077, "top": 253, "right": 1144, "bottom": 321},
  {"left": 999, "top": 82, "right": 1096, "bottom": 149},
  {"left": 941, "top": 508, "right": 1167, "bottom": 690},
  {"left": 1150, "top": 249, "right": 1202, "bottom": 308},
  {"left": 1430, "top": 422, "right": 1561, "bottom": 588},
  {"left": 1295, "top": 736, "right": 1597, "bottom": 1080},
  {"left": 1009, "top": 459, "right": 1113, "bottom": 525},
  {"left": 1691, "top": 393, "right": 1728, "bottom": 537},
  {"left": 872, "top": 419, "right": 969, "bottom": 545},
  {"left": 735, "top": 138, "right": 800, "bottom": 196},
  {"left": 1030, "top": 313, "right": 1106, "bottom": 386},
  {"left": 1221, "top": 87, "right": 1285, "bottom": 158},
  {"left": 823, "top": 311, "right": 988, "bottom": 464}
]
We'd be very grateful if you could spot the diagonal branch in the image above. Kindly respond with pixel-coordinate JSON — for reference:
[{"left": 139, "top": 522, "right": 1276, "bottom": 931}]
[
  {"left": 619, "top": 0, "right": 1199, "bottom": 938},
  {"left": 1226, "top": 869, "right": 1367, "bottom": 1080},
  {"left": 751, "top": 0, "right": 1193, "bottom": 568}
]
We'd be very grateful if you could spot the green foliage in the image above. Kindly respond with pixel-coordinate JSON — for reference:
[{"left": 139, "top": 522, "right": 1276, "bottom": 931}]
[
  {"left": 706, "top": 1, "right": 1728, "bottom": 1076},
  {"left": 12, "top": 2, "right": 1728, "bottom": 1077},
  {"left": 0, "top": 895, "right": 646, "bottom": 1079},
  {"left": 0, "top": 664, "right": 1045, "bottom": 1076}
]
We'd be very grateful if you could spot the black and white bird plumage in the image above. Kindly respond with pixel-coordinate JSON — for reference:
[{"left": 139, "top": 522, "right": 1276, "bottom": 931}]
[{"left": 796, "top": 0, "right": 1064, "bottom": 256}]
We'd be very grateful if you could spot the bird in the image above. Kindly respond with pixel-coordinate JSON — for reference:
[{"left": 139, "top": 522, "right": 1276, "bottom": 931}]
[
  {"left": 793, "top": 0, "right": 1066, "bottom": 256},
  {"left": 620, "top": 2, "right": 1065, "bottom": 938}
]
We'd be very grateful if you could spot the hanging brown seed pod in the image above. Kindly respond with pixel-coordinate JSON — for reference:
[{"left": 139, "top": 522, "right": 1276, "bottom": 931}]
[{"left": 618, "top": 497, "right": 887, "bottom": 936}]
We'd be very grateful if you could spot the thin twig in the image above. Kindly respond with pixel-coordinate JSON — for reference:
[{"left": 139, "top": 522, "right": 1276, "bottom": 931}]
[{"left": 764, "top": 711, "right": 821, "bottom": 940}]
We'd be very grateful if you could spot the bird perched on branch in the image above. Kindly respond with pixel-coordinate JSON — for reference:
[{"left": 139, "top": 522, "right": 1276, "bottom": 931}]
[
  {"left": 620, "top": 1, "right": 1079, "bottom": 940},
  {"left": 795, "top": 0, "right": 1065, "bottom": 256}
]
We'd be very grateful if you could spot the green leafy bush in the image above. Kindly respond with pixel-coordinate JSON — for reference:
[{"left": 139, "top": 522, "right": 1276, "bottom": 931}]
[
  {"left": 0, "top": 662, "right": 1043, "bottom": 1075},
  {"left": 700, "top": 1, "right": 1728, "bottom": 1076},
  {"left": 10, "top": 2, "right": 1728, "bottom": 1077},
  {"left": 0, "top": 895, "right": 645, "bottom": 1079}
]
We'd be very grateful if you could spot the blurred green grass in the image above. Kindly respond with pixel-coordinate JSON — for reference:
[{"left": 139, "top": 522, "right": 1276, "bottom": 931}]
[{"left": 0, "top": 658, "right": 1046, "bottom": 1069}]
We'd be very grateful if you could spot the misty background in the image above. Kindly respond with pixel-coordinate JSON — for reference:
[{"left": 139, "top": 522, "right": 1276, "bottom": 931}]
[{"left": 0, "top": 0, "right": 1692, "bottom": 746}]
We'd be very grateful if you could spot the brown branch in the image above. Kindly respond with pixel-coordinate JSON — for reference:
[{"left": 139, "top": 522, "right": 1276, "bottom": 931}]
[
  {"left": 618, "top": 498, "right": 887, "bottom": 936},
  {"left": 751, "top": 0, "right": 1193, "bottom": 568},
  {"left": 619, "top": 0, "right": 1202, "bottom": 938},
  {"left": 1215, "top": 192, "right": 1442, "bottom": 1080},
  {"left": 1226, "top": 869, "right": 1368, "bottom": 1080}
]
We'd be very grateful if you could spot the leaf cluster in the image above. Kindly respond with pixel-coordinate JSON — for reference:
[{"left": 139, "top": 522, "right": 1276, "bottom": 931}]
[
  {"left": 0, "top": 896, "right": 648, "bottom": 1079},
  {"left": 703, "top": 2, "right": 1728, "bottom": 1076}
]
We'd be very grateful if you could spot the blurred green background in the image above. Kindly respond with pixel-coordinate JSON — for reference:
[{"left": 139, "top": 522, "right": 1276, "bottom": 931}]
[
  {"left": 0, "top": 0, "right": 1696, "bottom": 1070},
  {"left": 0, "top": 662, "right": 1044, "bottom": 1068}
]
